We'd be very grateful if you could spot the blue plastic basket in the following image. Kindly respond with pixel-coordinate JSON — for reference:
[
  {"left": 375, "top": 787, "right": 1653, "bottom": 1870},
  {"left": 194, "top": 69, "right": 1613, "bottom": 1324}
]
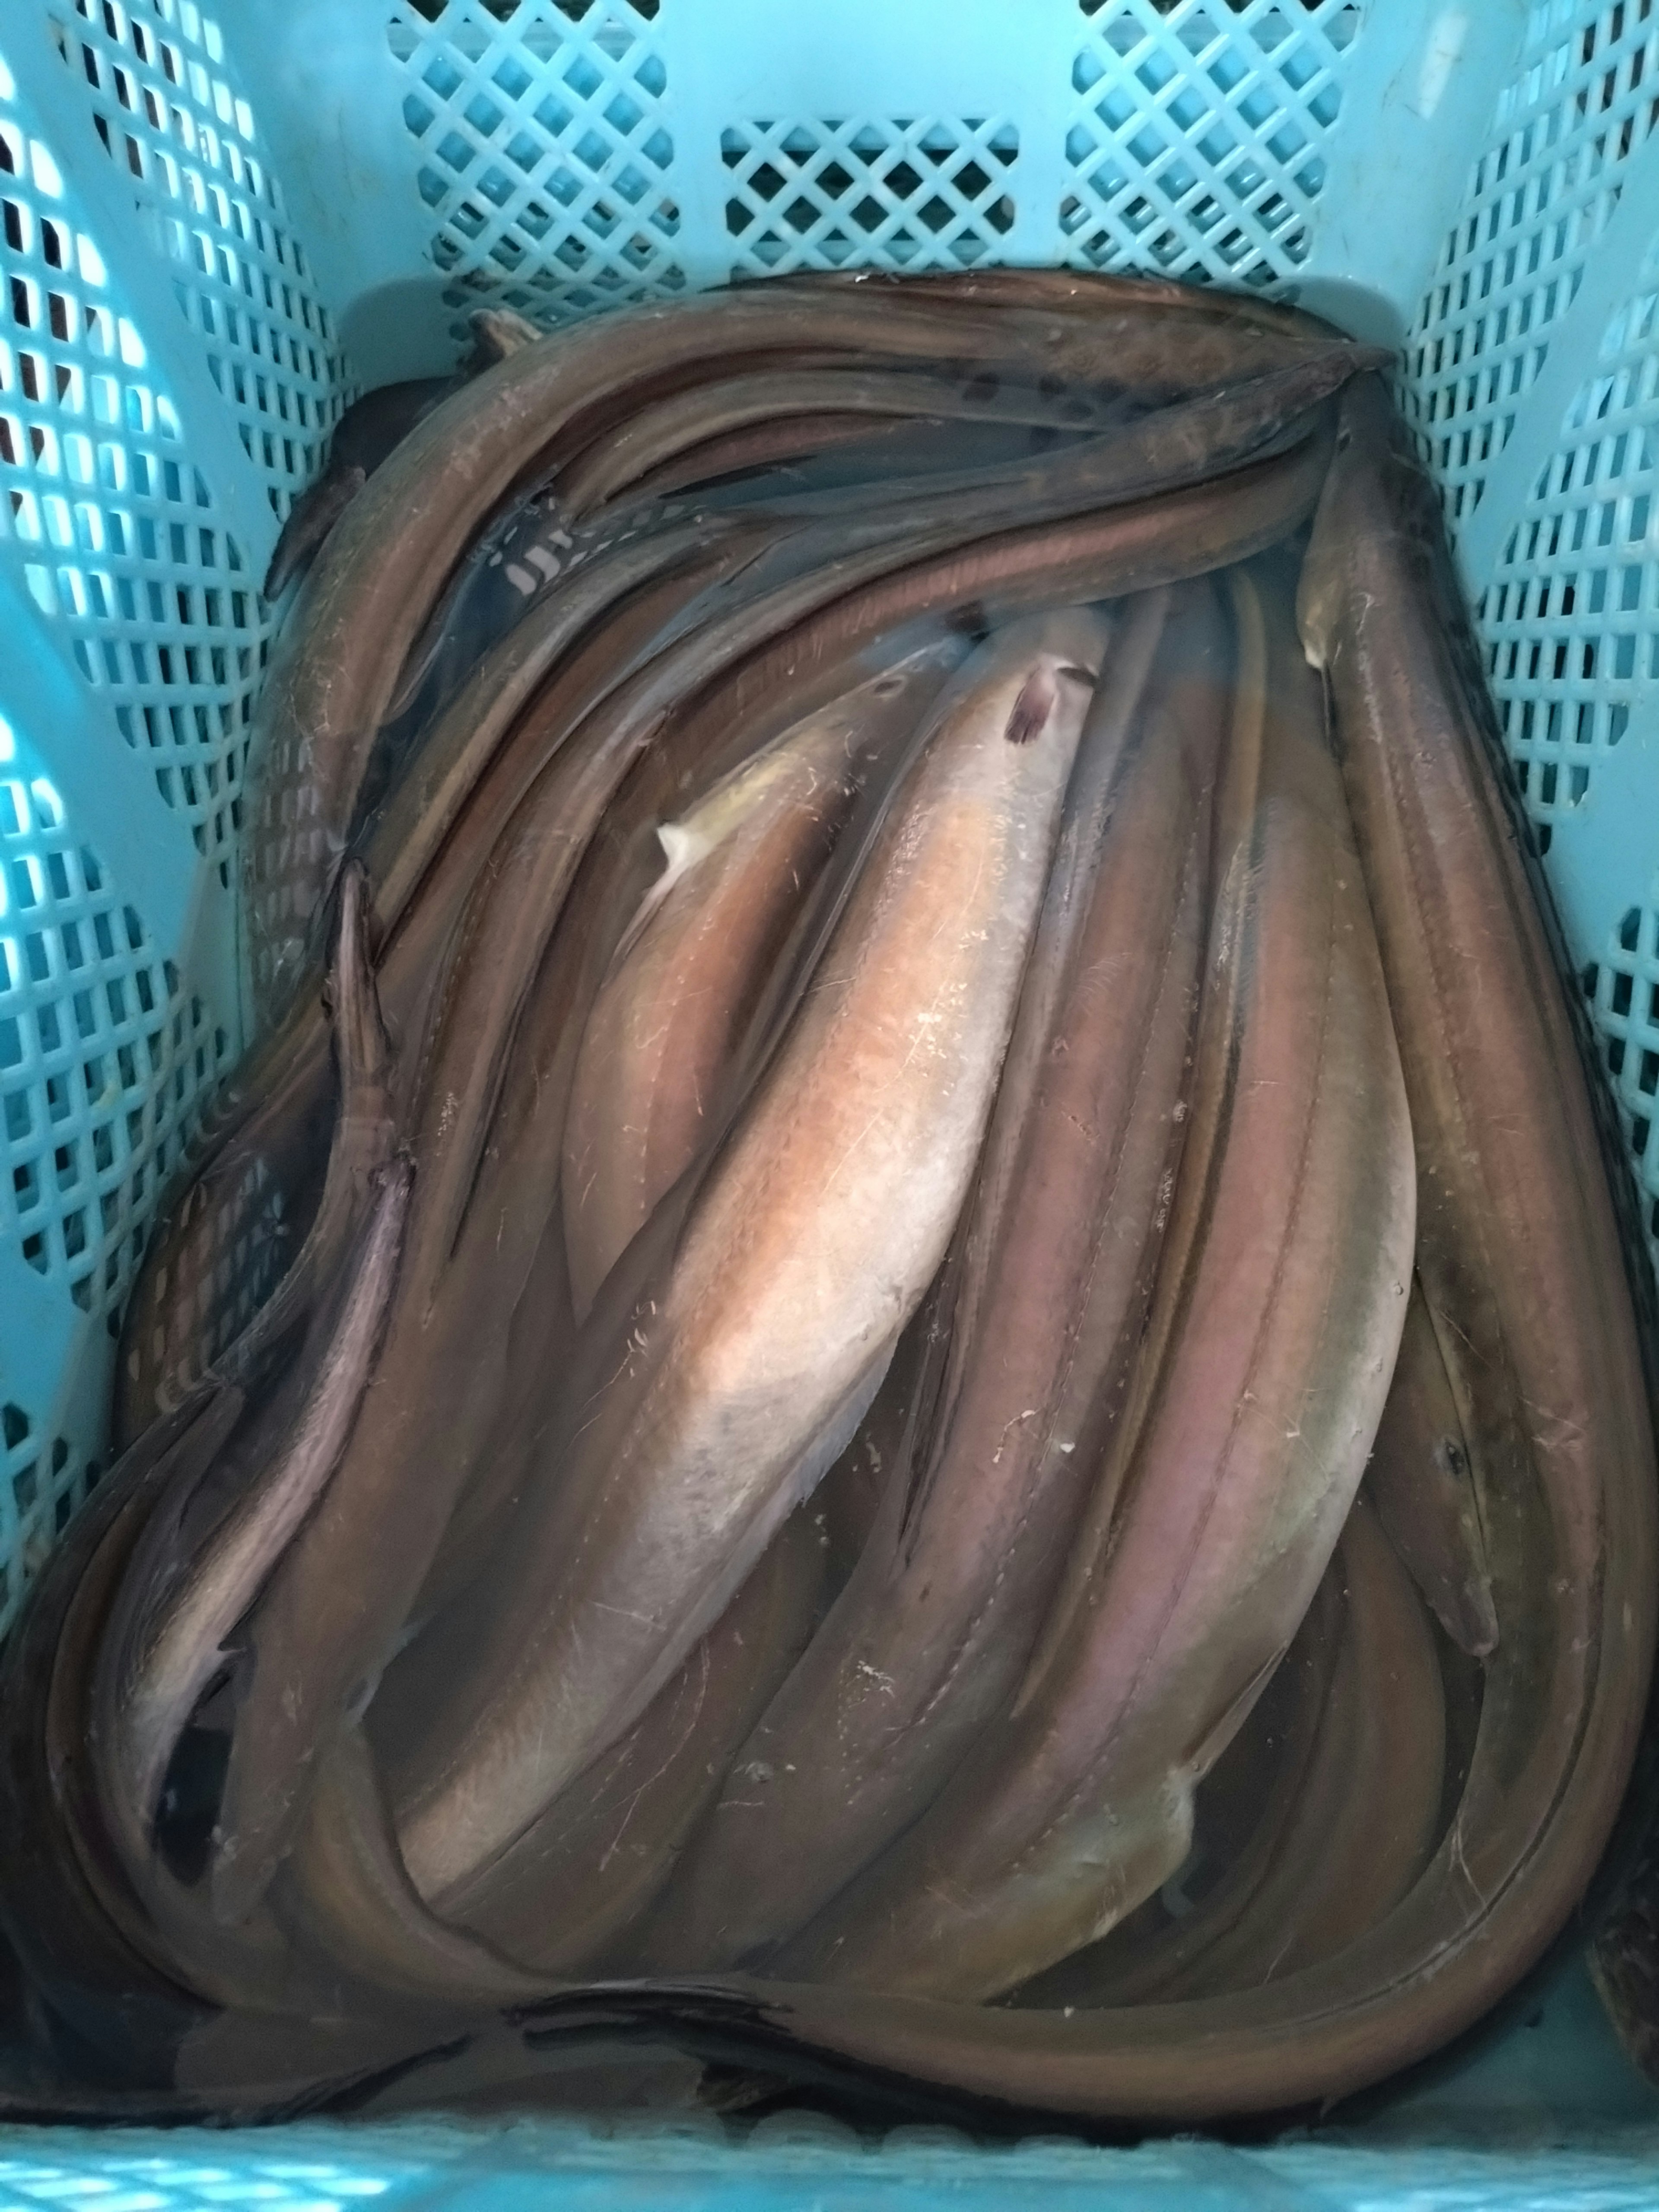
[{"left": 5, "top": 0, "right": 1659, "bottom": 2196}]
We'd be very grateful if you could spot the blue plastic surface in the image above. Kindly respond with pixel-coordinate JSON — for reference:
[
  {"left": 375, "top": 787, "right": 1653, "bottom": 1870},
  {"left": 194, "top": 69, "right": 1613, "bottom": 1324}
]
[
  {"left": 5, "top": 0, "right": 1659, "bottom": 2196},
  {"left": 0, "top": 1962, "right": 1656, "bottom": 2209}
]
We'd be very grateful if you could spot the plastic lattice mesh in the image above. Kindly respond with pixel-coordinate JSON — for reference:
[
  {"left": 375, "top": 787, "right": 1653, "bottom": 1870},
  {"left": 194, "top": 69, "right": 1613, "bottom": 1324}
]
[
  {"left": 0, "top": 1387, "right": 82, "bottom": 1635},
  {"left": 0, "top": 715, "right": 229, "bottom": 1316},
  {"left": 47, "top": 0, "right": 348, "bottom": 535},
  {"left": 0, "top": 2153, "right": 391, "bottom": 2212},
  {"left": 1063, "top": 0, "right": 1362, "bottom": 286},
  {"left": 1583, "top": 895, "right": 1659, "bottom": 1260},
  {"left": 388, "top": 0, "right": 680, "bottom": 343},
  {"left": 0, "top": 39, "right": 263, "bottom": 880},
  {"left": 1504, "top": 231, "right": 1659, "bottom": 1273},
  {"left": 1475, "top": 238, "right": 1659, "bottom": 844},
  {"left": 721, "top": 117, "right": 1018, "bottom": 275},
  {"left": 1407, "top": 0, "right": 1659, "bottom": 525},
  {"left": 0, "top": 710, "right": 228, "bottom": 1632},
  {"left": 1425, "top": 14, "right": 1659, "bottom": 1279}
]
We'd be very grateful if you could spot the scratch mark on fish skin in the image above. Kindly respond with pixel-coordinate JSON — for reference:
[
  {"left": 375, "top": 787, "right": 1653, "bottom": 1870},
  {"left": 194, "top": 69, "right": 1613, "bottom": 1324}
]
[
  {"left": 990, "top": 1409, "right": 1041, "bottom": 1468},
  {"left": 1447, "top": 1813, "right": 1487, "bottom": 1923},
  {"left": 599, "top": 1642, "right": 712, "bottom": 1872}
]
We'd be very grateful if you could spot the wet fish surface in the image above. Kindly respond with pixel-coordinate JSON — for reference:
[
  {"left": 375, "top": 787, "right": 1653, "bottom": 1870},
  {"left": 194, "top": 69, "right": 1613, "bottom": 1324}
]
[{"left": 2, "top": 276, "right": 1650, "bottom": 2132}]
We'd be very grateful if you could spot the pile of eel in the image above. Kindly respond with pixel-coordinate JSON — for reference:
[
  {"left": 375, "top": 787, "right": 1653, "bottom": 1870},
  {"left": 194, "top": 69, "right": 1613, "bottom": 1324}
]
[{"left": 1, "top": 270, "right": 1654, "bottom": 2127}]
